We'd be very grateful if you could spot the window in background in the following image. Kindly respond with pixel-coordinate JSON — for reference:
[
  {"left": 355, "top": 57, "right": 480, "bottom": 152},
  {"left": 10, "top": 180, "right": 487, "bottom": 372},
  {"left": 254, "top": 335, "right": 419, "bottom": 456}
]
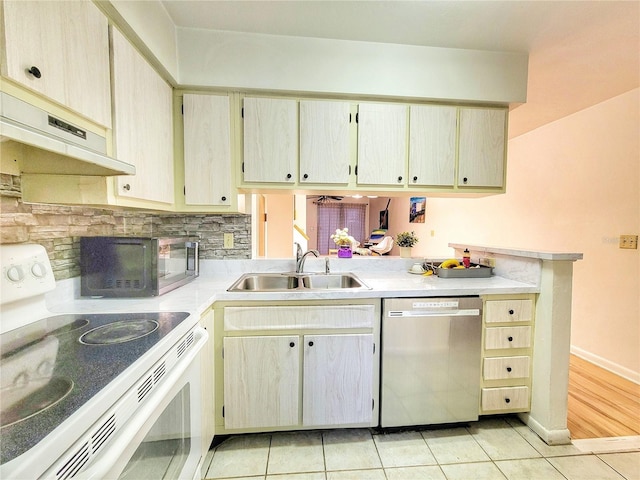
[{"left": 317, "top": 203, "right": 366, "bottom": 254}]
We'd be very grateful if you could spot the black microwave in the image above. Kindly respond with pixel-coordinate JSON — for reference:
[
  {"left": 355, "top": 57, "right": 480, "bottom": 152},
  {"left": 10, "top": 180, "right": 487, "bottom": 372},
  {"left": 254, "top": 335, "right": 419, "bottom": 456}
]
[{"left": 80, "top": 236, "right": 199, "bottom": 297}]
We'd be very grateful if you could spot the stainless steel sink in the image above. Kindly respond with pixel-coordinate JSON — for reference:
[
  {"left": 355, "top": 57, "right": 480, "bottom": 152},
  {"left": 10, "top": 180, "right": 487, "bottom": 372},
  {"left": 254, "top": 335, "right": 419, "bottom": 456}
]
[{"left": 227, "top": 273, "right": 370, "bottom": 292}]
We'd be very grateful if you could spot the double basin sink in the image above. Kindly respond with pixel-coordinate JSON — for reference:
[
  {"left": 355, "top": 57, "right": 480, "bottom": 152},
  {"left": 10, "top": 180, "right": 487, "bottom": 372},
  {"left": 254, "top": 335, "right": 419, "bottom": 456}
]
[{"left": 228, "top": 272, "right": 370, "bottom": 292}]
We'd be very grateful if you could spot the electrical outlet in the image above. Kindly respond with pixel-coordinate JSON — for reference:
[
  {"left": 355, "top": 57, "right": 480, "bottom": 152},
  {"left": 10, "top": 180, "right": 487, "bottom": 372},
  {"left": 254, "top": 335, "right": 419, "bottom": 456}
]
[
  {"left": 223, "top": 233, "right": 234, "bottom": 249},
  {"left": 479, "top": 257, "right": 496, "bottom": 268},
  {"left": 620, "top": 235, "right": 638, "bottom": 249}
]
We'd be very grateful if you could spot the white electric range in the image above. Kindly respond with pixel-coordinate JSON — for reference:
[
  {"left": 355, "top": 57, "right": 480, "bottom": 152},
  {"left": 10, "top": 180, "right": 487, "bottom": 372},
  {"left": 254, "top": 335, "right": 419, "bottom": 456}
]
[{"left": 1, "top": 243, "right": 207, "bottom": 480}]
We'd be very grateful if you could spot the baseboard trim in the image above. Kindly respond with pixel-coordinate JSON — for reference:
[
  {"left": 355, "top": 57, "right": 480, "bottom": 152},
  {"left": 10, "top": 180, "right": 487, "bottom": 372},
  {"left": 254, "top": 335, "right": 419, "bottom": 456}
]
[
  {"left": 570, "top": 345, "right": 640, "bottom": 385},
  {"left": 518, "top": 413, "right": 571, "bottom": 445}
]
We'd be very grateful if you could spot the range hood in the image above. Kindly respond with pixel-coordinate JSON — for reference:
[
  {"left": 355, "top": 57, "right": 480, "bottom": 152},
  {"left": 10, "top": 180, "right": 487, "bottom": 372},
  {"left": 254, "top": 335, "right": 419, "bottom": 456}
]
[{"left": 0, "top": 92, "right": 135, "bottom": 176}]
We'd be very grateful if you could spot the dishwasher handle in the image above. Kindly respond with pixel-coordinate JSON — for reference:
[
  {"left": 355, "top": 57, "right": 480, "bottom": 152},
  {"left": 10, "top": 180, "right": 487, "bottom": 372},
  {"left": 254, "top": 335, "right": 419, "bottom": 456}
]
[{"left": 387, "top": 309, "right": 481, "bottom": 318}]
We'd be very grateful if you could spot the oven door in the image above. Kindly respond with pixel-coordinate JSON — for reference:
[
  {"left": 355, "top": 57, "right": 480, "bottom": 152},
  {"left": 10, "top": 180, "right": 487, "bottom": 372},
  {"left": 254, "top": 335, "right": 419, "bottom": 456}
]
[{"left": 72, "top": 328, "right": 207, "bottom": 480}]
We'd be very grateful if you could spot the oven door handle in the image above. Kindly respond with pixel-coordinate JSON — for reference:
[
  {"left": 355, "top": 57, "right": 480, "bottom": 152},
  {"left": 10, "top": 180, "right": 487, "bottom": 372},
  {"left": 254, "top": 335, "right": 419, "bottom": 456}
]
[{"left": 71, "top": 327, "right": 208, "bottom": 480}]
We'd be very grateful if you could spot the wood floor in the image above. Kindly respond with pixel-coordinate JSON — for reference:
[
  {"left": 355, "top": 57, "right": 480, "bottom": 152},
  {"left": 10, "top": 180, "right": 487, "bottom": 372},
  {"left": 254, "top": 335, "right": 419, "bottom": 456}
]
[{"left": 567, "top": 354, "right": 640, "bottom": 439}]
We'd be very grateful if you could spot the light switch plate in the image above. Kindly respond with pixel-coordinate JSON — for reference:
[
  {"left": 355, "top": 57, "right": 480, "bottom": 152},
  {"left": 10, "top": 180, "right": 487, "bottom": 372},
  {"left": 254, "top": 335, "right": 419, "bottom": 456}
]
[{"left": 619, "top": 235, "right": 638, "bottom": 249}]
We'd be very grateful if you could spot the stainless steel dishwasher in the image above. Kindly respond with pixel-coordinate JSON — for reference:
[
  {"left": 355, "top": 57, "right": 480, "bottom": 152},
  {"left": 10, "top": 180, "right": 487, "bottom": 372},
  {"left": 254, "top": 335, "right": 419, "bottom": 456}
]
[{"left": 381, "top": 297, "right": 482, "bottom": 427}]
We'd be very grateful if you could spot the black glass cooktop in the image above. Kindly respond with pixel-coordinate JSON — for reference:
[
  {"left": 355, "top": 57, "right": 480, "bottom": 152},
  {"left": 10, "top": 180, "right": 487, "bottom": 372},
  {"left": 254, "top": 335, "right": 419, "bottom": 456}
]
[{"left": 0, "top": 312, "right": 190, "bottom": 465}]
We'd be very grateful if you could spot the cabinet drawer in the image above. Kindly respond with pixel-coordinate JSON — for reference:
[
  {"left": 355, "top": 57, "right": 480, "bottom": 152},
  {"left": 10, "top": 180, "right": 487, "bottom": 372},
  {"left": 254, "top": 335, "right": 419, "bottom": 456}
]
[
  {"left": 485, "top": 299, "right": 533, "bottom": 323},
  {"left": 482, "top": 386, "right": 529, "bottom": 411},
  {"left": 484, "top": 326, "right": 531, "bottom": 350},
  {"left": 483, "top": 356, "right": 530, "bottom": 380},
  {"left": 224, "top": 305, "right": 375, "bottom": 331}
]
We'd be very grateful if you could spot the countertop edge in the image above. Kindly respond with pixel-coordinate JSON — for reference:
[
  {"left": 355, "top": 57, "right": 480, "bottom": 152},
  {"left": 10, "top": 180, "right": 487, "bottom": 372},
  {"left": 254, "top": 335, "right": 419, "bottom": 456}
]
[{"left": 449, "top": 243, "right": 584, "bottom": 261}]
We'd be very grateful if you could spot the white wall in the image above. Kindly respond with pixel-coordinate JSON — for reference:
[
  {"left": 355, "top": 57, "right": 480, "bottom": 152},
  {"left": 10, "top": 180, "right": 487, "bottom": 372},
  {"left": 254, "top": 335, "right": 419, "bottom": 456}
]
[
  {"left": 385, "top": 88, "right": 640, "bottom": 380},
  {"left": 176, "top": 28, "right": 527, "bottom": 103}
]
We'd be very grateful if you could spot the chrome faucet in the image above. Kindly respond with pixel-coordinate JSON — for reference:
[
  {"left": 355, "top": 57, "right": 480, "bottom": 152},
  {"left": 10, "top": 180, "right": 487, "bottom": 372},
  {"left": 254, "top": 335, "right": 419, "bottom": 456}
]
[
  {"left": 296, "top": 249, "right": 319, "bottom": 274},
  {"left": 295, "top": 242, "right": 303, "bottom": 264}
]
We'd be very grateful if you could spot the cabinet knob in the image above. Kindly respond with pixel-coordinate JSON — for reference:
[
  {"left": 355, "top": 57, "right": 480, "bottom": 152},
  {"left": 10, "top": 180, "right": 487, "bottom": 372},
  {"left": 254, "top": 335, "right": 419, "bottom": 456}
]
[
  {"left": 504, "top": 397, "right": 511, "bottom": 404},
  {"left": 506, "top": 367, "right": 512, "bottom": 372},
  {"left": 463, "top": 177, "right": 468, "bottom": 184},
  {"left": 286, "top": 173, "right": 292, "bottom": 179},
  {"left": 123, "top": 183, "right": 131, "bottom": 191},
  {"left": 221, "top": 196, "right": 227, "bottom": 202},
  {"left": 303, "top": 173, "right": 309, "bottom": 180},
  {"left": 308, "top": 341, "right": 314, "bottom": 347},
  {"left": 413, "top": 176, "right": 418, "bottom": 182},
  {"left": 397, "top": 176, "right": 403, "bottom": 183},
  {"left": 28, "top": 66, "right": 42, "bottom": 78},
  {"left": 289, "top": 342, "right": 295, "bottom": 348},
  {"left": 508, "top": 309, "right": 515, "bottom": 315},
  {"left": 507, "top": 336, "right": 513, "bottom": 342}
]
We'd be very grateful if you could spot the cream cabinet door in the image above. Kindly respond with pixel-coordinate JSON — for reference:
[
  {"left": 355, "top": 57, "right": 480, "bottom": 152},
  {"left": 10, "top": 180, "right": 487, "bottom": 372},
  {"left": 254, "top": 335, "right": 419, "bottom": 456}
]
[
  {"left": 2, "top": 0, "right": 111, "bottom": 127},
  {"left": 243, "top": 97, "right": 297, "bottom": 183},
  {"left": 223, "top": 336, "right": 300, "bottom": 430},
  {"left": 299, "top": 100, "right": 351, "bottom": 184},
  {"left": 408, "top": 105, "right": 457, "bottom": 186},
  {"left": 356, "top": 103, "right": 408, "bottom": 185},
  {"left": 112, "top": 28, "right": 174, "bottom": 204},
  {"left": 303, "top": 334, "right": 373, "bottom": 426},
  {"left": 458, "top": 108, "right": 507, "bottom": 188},
  {"left": 183, "top": 94, "right": 232, "bottom": 205}
]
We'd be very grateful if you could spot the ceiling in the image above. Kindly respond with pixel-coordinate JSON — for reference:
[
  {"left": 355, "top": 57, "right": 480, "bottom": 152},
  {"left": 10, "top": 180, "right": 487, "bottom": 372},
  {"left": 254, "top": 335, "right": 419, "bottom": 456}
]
[{"left": 162, "top": 1, "right": 639, "bottom": 138}]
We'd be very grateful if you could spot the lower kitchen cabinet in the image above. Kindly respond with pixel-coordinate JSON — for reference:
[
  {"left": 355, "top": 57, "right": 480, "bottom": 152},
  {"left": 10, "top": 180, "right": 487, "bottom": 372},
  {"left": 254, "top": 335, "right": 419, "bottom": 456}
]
[
  {"left": 480, "top": 294, "right": 536, "bottom": 414},
  {"left": 303, "top": 333, "right": 373, "bottom": 426},
  {"left": 223, "top": 335, "right": 300, "bottom": 429},
  {"left": 215, "top": 300, "right": 380, "bottom": 434}
]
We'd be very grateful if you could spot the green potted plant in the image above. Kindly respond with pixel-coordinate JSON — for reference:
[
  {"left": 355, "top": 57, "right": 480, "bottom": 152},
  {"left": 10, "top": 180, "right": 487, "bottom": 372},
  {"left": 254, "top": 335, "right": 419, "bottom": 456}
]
[{"left": 395, "top": 231, "right": 419, "bottom": 258}]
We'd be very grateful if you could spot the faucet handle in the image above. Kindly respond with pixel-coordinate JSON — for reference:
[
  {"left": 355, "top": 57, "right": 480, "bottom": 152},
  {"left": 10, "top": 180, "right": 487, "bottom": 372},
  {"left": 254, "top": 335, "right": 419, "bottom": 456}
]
[{"left": 294, "top": 242, "right": 303, "bottom": 261}]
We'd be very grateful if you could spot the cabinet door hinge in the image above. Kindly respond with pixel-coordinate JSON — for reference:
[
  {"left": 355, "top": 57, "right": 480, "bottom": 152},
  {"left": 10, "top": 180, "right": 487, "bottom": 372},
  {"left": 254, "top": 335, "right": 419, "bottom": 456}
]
[
  {"left": 242, "top": 162, "right": 245, "bottom": 173},
  {"left": 349, "top": 113, "right": 352, "bottom": 123},
  {"left": 241, "top": 107, "right": 244, "bottom": 118},
  {"left": 356, "top": 112, "right": 359, "bottom": 123},
  {"left": 183, "top": 186, "right": 186, "bottom": 196},
  {"left": 222, "top": 406, "right": 225, "bottom": 418},
  {"left": 348, "top": 165, "right": 351, "bottom": 175},
  {"left": 373, "top": 343, "right": 375, "bottom": 354},
  {"left": 181, "top": 104, "right": 184, "bottom": 115},
  {"left": 355, "top": 165, "right": 358, "bottom": 176},
  {"left": 372, "top": 398, "right": 375, "bottom": 410}
]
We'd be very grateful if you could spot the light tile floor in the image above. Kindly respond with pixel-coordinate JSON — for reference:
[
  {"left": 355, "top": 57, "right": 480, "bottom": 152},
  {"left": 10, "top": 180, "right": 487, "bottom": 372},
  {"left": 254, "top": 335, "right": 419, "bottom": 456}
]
[{"left": 202, "top": 417, "right": 640, "bottom": 480}]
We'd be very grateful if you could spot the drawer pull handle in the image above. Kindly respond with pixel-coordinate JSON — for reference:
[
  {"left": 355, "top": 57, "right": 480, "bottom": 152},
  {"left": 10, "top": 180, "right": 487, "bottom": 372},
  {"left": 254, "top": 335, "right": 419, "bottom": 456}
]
[
  {"left": 504, "top": 397, "right": 511, "bottom": 404},
  {"left": 508, "top": 309, "right": 515, "bottom": 315},
  {"left": 308, "top": 341, "right": 314, "bottom": 347},
  {"left": 507, "top": 336, "right": 513, "bottom": 342},
  {"left": 289, "top": 342, "right": 295, "bottom": 348},
  {"left": 506, "top": 367, "right": 512, "bottom": 372}
]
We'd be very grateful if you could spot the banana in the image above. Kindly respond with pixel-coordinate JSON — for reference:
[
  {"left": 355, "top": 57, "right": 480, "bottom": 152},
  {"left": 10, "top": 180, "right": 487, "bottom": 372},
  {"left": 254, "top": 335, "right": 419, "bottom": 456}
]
[
  {"left": 440, "top": 259, "right": 460, "bottom": 269},
  {"left": 454, "top": 265, "right": 466, "bottom": 269}
]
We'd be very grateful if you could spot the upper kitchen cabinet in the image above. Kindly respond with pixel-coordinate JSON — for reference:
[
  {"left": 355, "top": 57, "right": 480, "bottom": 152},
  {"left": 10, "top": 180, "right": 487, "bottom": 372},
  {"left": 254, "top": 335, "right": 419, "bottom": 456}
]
[
  {"left": 1, "top": 0, "right": 111, "bottom": 128},
  {"left": 242, "top": 97, "right": 297, "bottom": 184},
  {"left": 299, "top": 100, "right": 352, "bottom": 185},
  {"left": 182, "top": 93, "right": 233, "bottom": 206},
  {"left": 356, "top": 103, "right": 408, "bottom": 186},
  {"left": 408, "top": 105, "right": 457, "bottom": 187},
  {"left": 458, "top": 107, "right": 507, "bottom": 188},
  {"left": 111, "top": 28, "right": 174, "bottom": 205}
]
